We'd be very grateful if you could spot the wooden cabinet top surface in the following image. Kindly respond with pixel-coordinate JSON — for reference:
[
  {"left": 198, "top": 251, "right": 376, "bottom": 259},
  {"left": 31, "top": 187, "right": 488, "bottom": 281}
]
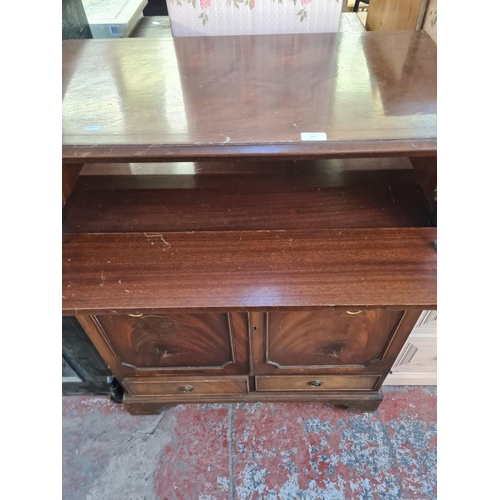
[
  {"left": 62, "top": 227, "right": 436, "bottom": 314},
  {"left": 62, "top": 31, "right": 436, "bottom": 162}
]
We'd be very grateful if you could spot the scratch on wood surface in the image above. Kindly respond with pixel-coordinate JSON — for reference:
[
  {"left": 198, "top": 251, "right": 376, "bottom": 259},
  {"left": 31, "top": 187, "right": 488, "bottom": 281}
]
[{"left": 144, "top": 233, "right": 171, "bottom": 250}]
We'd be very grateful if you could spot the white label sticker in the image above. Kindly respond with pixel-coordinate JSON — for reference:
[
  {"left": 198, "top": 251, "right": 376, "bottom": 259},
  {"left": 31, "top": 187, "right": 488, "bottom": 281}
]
[
  {"left": 84, "top": 125, "right": 101, "bottom": 131},
  {"left": 301, "top": 132, "right": 327, "bottom": 141}
]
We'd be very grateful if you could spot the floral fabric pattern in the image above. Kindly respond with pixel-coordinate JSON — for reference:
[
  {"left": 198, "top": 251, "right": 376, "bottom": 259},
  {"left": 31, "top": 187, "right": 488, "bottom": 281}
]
[
  {"left": 168, "top": 0, "right": 342, "bottom": 35},
  {"left": 170, "top": 0, "right": 339, "bottom": 25}
]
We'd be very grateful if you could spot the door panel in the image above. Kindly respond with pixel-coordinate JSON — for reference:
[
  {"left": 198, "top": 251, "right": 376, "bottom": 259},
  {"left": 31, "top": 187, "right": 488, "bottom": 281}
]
[
  {"left": 252, "top": 310, "right": 403, "bottom": 375},
  {"left": 94, "top": 312, "right": 248, "bottom": 375}
]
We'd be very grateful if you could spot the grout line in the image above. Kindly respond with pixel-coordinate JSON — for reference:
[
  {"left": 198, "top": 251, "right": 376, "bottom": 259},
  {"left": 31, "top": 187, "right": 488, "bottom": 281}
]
[{"left": 228, "top": 405, "right": 235, "bottom": 500}]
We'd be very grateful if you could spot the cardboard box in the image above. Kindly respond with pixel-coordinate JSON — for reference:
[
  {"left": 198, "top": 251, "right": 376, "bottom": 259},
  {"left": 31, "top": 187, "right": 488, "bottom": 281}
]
[{"left": 83, "top": 0, "right": 148, "bottom": 38}]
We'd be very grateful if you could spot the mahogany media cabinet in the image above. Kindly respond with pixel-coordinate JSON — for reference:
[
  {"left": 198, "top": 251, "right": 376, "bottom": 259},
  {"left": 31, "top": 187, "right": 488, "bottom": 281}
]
[{"left": 62, "top": 31, "right": 437, "bottom": 415}]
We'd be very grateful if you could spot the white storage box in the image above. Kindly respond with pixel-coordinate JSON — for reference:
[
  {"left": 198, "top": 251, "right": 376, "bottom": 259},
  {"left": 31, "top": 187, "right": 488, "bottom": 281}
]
[
  {"left": 167, "top": 0, "right": 343, "bottom": 37},
  {"left": 83, "top": 0, "right": 148, "bottom": 38}
]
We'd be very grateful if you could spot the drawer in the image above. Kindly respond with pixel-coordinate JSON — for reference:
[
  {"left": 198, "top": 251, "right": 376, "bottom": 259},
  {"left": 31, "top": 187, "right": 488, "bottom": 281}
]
[
  {"left": 123, "top": 376, "right": 249, "bottom": 396},
  {"left": 255, "top": 375, "right": 379, "bottom": 392}
]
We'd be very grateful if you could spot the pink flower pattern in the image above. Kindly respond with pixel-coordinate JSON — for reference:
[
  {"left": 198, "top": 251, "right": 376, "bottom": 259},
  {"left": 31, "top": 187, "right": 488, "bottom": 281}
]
[{"left": 187, "top": 0, "right": 321, "bottom": 25}]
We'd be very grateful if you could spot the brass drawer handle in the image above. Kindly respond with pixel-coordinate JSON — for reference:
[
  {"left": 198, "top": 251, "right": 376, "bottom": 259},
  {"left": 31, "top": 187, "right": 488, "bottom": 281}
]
[
  {"left": 127, "top": 313, "right": 144, "bottom": 318},
  {"left": 346, "top": 311, "right": 362, "bottom": 315},
  {"left": 180, "top": 385, "right": 194, "bottom": 392},
  {"left": 308, "top": 380, "right": 323, "bottom": 387}
]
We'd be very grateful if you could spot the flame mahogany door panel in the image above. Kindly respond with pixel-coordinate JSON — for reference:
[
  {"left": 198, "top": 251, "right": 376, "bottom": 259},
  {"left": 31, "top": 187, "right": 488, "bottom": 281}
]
[
  {"left": 251, "top": 310, "right": 405, "bottom": 375},
  {"left": 86, "top": 312, "right": 249, "bottom": 377}
]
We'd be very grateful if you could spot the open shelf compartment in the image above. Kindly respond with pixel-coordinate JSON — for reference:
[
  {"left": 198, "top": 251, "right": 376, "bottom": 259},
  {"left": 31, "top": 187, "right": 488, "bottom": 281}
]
[
  {"left": 63, "top": 158, "right": 433, "bottom": 233},
  {"left": 62, "top": 158, "right": 436, "bottom": 314}
]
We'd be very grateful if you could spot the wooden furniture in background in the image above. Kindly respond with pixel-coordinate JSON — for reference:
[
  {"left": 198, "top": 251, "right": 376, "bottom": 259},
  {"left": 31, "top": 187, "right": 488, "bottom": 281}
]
[
  {"left": 62, "top": 31, "right": 436, "bottom": 414},
  {"left": 384, "top": 310, "right": 437, "bottom": 385},
  {"left": 366, "top": 0, "right": 428, "bottom": 31}
]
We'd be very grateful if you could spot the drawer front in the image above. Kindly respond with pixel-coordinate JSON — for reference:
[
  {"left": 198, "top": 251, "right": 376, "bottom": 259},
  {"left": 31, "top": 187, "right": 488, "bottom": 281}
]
[
  {"left": 260, "top": 310, "right": 403, "bottom": 371},
  {"left": 255, "top": 375, "right": 379, "bottom": 392},
  {"left": 94, "top": 313, "right": 247, "bottom": 373},
  {"left": 123, "top": 376, "right": 249, "bottom": 396}
]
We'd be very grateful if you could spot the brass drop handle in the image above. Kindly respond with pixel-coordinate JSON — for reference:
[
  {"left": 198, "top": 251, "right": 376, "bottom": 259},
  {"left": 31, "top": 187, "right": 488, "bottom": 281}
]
[
  {"left": 128, "top": 313, "right": 144, "bottom": 318},
  {"left": 180, "top": 385, "right": 194, "bottom": 392},
  {"left": 346, "top": 311, "right": 362, "bottom": 315},
  {"left": 308, "top": 380, "right": 323, "bottom": 387}
]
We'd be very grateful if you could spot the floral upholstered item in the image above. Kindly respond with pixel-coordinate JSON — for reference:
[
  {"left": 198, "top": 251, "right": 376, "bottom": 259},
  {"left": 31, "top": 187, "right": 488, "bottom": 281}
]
[{"left": 167, "top": 0, "right": 343, "bottom": 36}]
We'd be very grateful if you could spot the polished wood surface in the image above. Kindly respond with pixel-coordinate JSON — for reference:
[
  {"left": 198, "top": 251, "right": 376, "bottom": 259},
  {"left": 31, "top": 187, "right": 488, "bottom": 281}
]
[
  {"left": 122, "top": 376, "right": 249, "bottom": 396},
  {"left": 63, "top": 159, "right": 432, "bottom": 233},
  {"left": 255, "top": 375, "right": 379, "bottom": 391},
  {"left": 264, "top": 310, "right": 402, "bottom": 368},
  {"left": 76, "top": 313, "right": 250, "bottom": 377},
  {"left": 249, "top": 309, "right": 421, "bottom": 377},
  {"left": 62, "top": 31, "right": 436, "bottom": 162},
  {"left": 63, "top": 228, "right": 436, "bottom": 314},
  {"left": 62, "top": 18, "right": 437, "bottom": 414},
  {"left": 95, "top": 313, "right": 236, "bottom": 370}
]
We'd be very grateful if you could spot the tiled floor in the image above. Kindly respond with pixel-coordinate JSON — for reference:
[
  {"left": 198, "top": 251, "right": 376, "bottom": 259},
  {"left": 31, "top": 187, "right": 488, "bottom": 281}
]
[{"left": 62, "top": 387, "right": 436, "bottom": 500}]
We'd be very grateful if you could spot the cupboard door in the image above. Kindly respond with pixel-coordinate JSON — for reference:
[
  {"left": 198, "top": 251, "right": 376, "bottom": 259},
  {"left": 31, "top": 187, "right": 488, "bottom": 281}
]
[
  {"left": 251, "top": 310, "right": 403, "bottom": 374},
  {"left": 93, "top": 312, "right": 248, "bottom": 376}
]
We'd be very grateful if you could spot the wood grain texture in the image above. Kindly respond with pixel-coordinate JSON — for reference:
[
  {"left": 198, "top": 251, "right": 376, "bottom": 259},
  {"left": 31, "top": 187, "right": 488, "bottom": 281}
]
[
  {"left": 366, "top": 0, "right": 428, "bottom": 31},
  {"left": 122, "top": 376, "right": 249, "bottom": 396},
  {"left": 264, "top": 310, "right": 403, "bottom": 368},
  {"left": 76, "top": 313, "right": 249, "bottom": 377},
  {"left": 63, "top": 159, "right": 432, "bottom": 233},
  {"left": 63, "top": 228, "right": 437, "bottom": 314},
  {"left": 255, "top": 375, "right": 379, "bottom": 391},
  {"left": 250, "top": 310, "right": 421, "bottom": 376},
  {"left": 62, "top": 31, "right": 436, "bottom": 162},
  {"left": 95, "top": 313, "right": 236, "bottom": 371}
]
